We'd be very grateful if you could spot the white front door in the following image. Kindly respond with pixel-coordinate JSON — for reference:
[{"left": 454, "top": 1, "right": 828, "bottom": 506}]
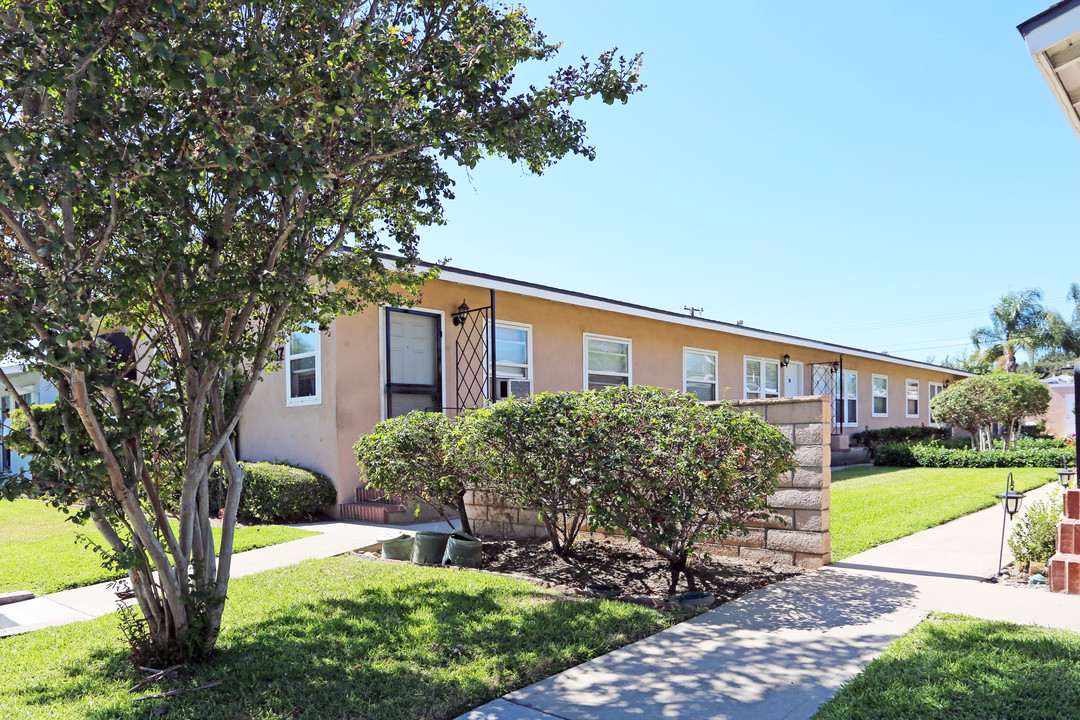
[
  {"left": 784, "top": 362, "right": 804, "bottom": 397},
  {"left": 386, "top": 309, "right": 441, "bottom": 417}
]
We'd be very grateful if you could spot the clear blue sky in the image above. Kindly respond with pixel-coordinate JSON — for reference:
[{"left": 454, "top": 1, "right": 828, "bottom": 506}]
[{"left": 416, "top": 1, "right": 1080, "bottom": 366}]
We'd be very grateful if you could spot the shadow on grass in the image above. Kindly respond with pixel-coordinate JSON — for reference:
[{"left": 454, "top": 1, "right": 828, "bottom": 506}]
[
  {"left": 814, "top": 615, "right": 1080, "bottom": 719},
  {"left": 15, "top": 569, "right": 671, "bottom": 720}
]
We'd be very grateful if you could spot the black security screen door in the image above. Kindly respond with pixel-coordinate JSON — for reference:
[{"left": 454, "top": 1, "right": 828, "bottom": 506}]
[{"left": 385, "top": 308, "right": 442, "bottom": 418}]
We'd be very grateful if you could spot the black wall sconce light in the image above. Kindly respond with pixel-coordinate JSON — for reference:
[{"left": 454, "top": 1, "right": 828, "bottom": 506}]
[
  {"left": 452, "top": 299, "right": 470, "bottom": 326},
  {"left": 780, "top": 354, "right": 790, "bottom": 368}
]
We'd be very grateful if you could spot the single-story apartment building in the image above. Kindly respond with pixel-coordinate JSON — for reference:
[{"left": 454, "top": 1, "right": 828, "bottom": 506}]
[{"left": 238, "top": 259, "right": 971, "bottom": 519}]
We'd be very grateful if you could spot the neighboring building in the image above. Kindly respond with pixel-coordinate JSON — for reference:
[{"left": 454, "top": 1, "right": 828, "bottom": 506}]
[
  {"left": 239, "top": 260, "right": 971, "bottom": 518},
  {"left": 0, "top": 359, "right": 58, "bottom": 477},
  {"left": 1042, "top": 374, "right": 1076, "bottom": 438}
]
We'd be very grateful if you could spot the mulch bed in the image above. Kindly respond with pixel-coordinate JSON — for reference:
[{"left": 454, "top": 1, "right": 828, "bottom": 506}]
[{"left": 479, "top": 535, "right": 804, "bottom": 608}]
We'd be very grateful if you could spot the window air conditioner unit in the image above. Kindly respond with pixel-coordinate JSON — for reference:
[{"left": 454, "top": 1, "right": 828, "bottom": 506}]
[{"left": 496, "top": 379, "right": 531, "bottom": 400}]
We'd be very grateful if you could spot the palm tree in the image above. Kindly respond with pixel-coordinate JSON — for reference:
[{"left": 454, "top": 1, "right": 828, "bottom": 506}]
[
  {"left": 971, "top": 288, "right": 1053, "bottom": 373},
  {"left": 1047, "top": 283, "right": 1080, "bottom": 361}
]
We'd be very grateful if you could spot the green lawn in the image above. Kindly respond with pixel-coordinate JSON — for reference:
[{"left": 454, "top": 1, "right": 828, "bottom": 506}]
[
  {"left": 0, "top": 556, "right": 679, "bottom": 720},
  {"left": 829, "top": 466, "right": 1055, "bottom": 561},
  {"left": 812, "top": 613, "right": 1080, "bottom": 719},
  {"left": 0, "top": 499, "right": 317, "bottom": 595}
]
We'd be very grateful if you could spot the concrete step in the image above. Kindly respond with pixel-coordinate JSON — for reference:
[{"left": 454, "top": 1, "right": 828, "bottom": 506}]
[{"left": 339, "top": 502, "right": 405, "bottom": 523}]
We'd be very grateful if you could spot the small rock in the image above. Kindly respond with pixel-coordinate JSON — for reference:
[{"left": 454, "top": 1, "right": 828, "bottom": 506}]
[{"left": 1030, "top": 573, "right": 1049, "bottom": 585}]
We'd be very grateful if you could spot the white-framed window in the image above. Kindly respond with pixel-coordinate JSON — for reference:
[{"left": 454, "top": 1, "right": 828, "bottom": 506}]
[
  {"left": 683, "top": 348, "right": 718, "bottom": 401},
  {"left": 494, "top": 321, "right": 532, "bottom": 399},
  {"left": 928, "top": 381, "right": 944, "bottom": 425},
  {"left": 906, "top": 379, "right": 920, "bottom": 418},
  {"left": 744, "top": 356, "right": 780, "bottom": 399},
  {"left": 872, "top": 374, "right": 889, "bottom": 417},
  {"left": 834, "top": 370, "right": 857, "bottom": 426},
  {"left": 584, "top": 333, "right": 631, "bottom": 390},
  {"left": 286, "top": 327, "right": 321, "bottom": 406}
]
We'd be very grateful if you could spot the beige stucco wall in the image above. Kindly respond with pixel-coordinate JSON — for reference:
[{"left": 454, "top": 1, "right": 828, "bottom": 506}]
[
  {"left": 238, "top": 276, "right": 968, "bottom": 508},
  {"left": 1044, "top": 383, "right": 1076, "bottom": 438}
]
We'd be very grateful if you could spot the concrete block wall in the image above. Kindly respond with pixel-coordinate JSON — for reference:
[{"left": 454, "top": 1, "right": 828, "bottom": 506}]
[{"left": 466, "top": 395, "right": 833, "bottom": 569}]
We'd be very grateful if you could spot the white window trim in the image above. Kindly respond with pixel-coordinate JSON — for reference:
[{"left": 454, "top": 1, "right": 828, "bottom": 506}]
[
  {"left": 378, "top": 306, "right": 447, "bottom": 420},
  {"left": 683, "top": 346, "right": 718, "bottom": 401},
  {"left": 835, "top": 369, "right": 858, "bottom": 427},
  {"left": 743, "top": 355, "right": 781, "bottom": 400},
  {"left": 494, "top": 320, "right": 533, "bottom": 382},
  {"left": 928, "top": 382, "right": 944, "bottom": 426},
  {"left": 871, "top": 374, "right": 889, "bottom": 418},
  {"left": 493, "top": 320, "right": 534, "bottom": 398},
  {"left": 285, "top": 327, "right": 322, "bottom": 407},
  {"left": 583, "top": 333, "right": 632, "bottom": 390},
  {"left": 906, "top": 378, "right": 920, "bottom": 419}
]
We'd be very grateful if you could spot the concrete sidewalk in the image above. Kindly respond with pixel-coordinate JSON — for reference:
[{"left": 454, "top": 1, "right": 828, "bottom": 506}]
[
  {"left": 461, "top": 482, "right": 1080, "bottom": 720},
  {"left": 0, "top": 516, "right": 458, "bottom": 637}
]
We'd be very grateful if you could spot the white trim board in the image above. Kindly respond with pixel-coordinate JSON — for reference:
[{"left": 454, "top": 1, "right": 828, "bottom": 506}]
[{"left": 382, "top": 258, "right": 972, "bottom": 378}]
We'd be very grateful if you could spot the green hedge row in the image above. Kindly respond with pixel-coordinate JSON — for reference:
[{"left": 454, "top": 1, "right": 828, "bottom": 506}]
[
  {"left": 210, "top": 462, "right": 335, "bottom": 522},
  {"left": 873, "top": 442, "right": 1069, "bottom": 469},
  {"left": 851, "top": 425, "right": 950, "bottom": 449}
]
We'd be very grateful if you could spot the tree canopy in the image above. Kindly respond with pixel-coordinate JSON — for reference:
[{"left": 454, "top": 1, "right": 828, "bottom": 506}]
[
  {"left": 929, "top": 373, "right": 1050, "bottom": 450},
  {"left": 0, "top": 0, "right": 641, "bottom": 661},
  {"left": 970, "top": 289, "right": 1053, "bottom": 374}
]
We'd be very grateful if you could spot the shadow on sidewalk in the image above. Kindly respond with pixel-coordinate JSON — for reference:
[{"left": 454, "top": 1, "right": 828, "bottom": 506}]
[{"left": 503, "top": 571, "right": 920, "bottom": 720}]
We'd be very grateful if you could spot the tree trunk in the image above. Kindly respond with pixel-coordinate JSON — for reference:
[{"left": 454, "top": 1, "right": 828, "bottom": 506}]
[{"left": 454, "top": 491, "right": 472, "bottom": 535}]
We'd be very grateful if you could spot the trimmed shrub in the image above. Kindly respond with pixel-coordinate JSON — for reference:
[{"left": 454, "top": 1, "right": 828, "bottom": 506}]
[
  {"left": 1009, "top": 488, "right": 1062, "bottom": 566},
  {"left": 872, "top": 442, "right": 918, "bottom": 467},
  {"left": 211, "top": 462, "right": 335, "bottom": 522},
  {"left": 852, "top": 425, "right": 949, "bottom": 454},
  {"left": 910, "top": 444, "right": 1066, "bottom": 469},
  {"left": 473, "top": 386, "right": 795, "bottom": 593},
  {"left": 354, "top": 411, "right": 483, "bottom": 534}
]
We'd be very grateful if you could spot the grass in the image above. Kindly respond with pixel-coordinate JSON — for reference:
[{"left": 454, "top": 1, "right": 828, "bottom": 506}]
[
  {"left": 0, "top": 556, "right": 680, "bottom": 720},
  {"left": 0, "top": 499, "right": 317, "bottom": 595},
  {"left": 829, "top": 466, "right": 1055, "bottom": 561},
  {"left": 812, "top": 613, "right": 1080, "bottom": 719}
]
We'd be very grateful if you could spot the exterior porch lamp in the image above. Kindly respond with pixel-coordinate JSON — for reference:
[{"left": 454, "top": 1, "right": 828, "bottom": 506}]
[
  {"left": 781, "top": 354, "right": 790, "bottom": 367},
  {"left": 452, "top": 299, "right": 470, "bottom": 326},
  {"left": 993, "top": 472, "right": 1026, "bottom": 580}
]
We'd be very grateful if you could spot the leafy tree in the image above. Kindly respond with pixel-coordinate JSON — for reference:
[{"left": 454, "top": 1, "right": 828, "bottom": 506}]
[
  {"left": 994, "top": 373, "right": 1051, "bottom": 450},
  {"left": 354, "top": 411, "right": 482, "bottom": 534},
  {"left": 929, "top": 374, "right": 1049, "bottom": 450},
  {"left": 971, "top": 289, "right": 1053, "bottom": 373},
  {"left": 0, "top": 0, "right": 640, "bottom": 661},
  {"left": 939, "top": 348, "right": 997, "bottom": 375}
]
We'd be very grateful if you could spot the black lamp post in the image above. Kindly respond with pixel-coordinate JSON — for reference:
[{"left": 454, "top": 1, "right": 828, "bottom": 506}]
[{"left": 993, "top": 471, "right": 1026, "bottom": 580}]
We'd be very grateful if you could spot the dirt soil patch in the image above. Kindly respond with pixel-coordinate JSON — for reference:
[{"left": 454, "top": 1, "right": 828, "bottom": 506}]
[{"left": 481, "top": 535, "right": 804, "bottom": 607}]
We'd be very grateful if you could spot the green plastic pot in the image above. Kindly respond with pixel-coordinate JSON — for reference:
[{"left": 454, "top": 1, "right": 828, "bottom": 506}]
[
  {"left": 376, "top": 532, "right": 413, "bottom": 561},
  {"left": 411, "top": 531, "right": 450, "bottom": 565},
  {"left": 442, "top": 530, "right": 483, "bottom": 568}
]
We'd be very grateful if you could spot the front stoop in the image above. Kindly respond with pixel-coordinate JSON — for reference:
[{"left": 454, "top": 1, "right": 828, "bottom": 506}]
[
  {"left": 1050, "top": 489, "right": 1080, "bottom": 593},
  {"left": 338, "top": 487, "right": 445, "bottom": 524}
]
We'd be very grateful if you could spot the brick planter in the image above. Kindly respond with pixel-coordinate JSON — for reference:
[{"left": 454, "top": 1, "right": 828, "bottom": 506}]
[{"left": 1050, "top": 488, "right": 1080, "bottom": 593}]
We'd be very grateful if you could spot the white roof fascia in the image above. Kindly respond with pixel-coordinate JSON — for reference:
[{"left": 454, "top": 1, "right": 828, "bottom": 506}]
[
  {"left": 1022, "top": 3, "right": 1080, "bottom": 54},
  {"left": 423, "top": 263, "right": 971, "bottom": 377}
]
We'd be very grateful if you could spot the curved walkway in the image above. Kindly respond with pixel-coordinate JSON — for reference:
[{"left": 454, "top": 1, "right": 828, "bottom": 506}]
[{"left": 460, "top": 482, "right": 1080, "bottom": 720}]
